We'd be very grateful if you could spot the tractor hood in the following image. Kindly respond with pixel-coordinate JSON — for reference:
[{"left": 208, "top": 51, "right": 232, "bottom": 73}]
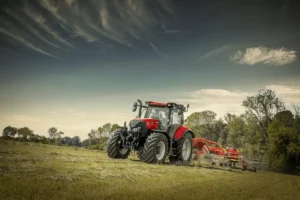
[{"left": 130, "top": 118, "right": 160, "bottom": 130}]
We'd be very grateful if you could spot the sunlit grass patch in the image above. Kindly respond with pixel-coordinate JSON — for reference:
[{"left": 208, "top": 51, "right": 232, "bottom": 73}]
[{"left": 0, "top": 140, "right": 299, "bottom": 200}]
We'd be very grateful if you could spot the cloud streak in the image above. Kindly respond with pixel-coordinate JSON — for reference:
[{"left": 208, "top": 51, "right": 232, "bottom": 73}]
[
  {"left": 149, "top": 41, "right": 167, "bottom": 58},
  {"left": 230, "top": 47, "right": 297, "bottom": 66},
  {"left": 5, "top": 9, "right": 65, "bottom": 51},
  {"left": 24, "top": 8, "right": 74, "bottom": 48},
  {"left": 162, "top": 22, "right": 181, "bottom": 34},
  {"left": 198, "top": 45, "right": 232, "bottom": 61},
  {"left": 0, "top": 28, "right": 57, "bottom": 58}
]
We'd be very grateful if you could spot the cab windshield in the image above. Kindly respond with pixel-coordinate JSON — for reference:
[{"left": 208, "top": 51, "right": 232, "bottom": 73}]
[
  {"left": 144, "top": 106, "right": 170, "bottom": 120},
  {"left": 144, "top": 106, "right": 170, "bottom": 131}
]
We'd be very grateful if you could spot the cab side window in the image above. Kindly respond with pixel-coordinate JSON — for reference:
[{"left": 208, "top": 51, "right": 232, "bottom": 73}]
[{"left": 172, "top": 109, "right": 183, "bottom": 125}]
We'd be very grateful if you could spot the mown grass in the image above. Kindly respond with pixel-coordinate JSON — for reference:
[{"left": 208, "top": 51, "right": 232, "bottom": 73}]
[{"left": 0, "top": 140, "right": 299, "bottom": 200}]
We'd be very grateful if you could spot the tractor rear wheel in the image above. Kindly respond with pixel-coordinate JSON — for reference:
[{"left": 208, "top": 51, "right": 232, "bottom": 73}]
[
  {"left": 143, "top": 133, "right": 168, "bottom": 164},
  {"left": 169, "top": 133, "right": 193, "bottom": 165},
  {"left": 107, "top": 131, "right": 131, "bottom": 159}
]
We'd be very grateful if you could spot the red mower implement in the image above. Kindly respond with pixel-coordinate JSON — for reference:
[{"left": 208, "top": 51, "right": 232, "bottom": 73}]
[{"left": 107, "top": 100, "right": 195, "bottom": 165}]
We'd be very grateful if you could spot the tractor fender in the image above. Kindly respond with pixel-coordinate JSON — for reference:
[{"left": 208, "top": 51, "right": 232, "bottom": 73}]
[{"left": 173, "top": 126, "right": 195, "bottom": 140}]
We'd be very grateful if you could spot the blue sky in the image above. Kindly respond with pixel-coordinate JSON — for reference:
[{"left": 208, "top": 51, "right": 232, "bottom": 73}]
[{"left": 0, "top": 0, "right": 300, "bottom": 139}]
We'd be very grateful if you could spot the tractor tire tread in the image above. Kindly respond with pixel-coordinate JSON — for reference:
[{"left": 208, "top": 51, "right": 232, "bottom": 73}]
[
  {"left": 143, "top": 133, "right": 168, "bottom": 164},
  {"left": 106, "top": 131, "right": 130, "bottom": 159}
]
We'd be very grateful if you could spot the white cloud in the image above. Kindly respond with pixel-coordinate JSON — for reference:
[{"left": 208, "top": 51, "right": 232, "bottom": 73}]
[
  {"left": 265, "top": 85, "right": 300, "bottom": 104},
  {"left": 173, "top": 89, "right": 252, "bottom": 118},
  {"left": 230, "top": 47, "right": 297, "bottom": 66}
]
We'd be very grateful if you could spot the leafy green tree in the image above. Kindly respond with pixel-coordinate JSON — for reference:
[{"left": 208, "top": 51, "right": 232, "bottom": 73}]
[
  {"left": 60, "top": 136, "right": 72, "bottom": 146},
  {"left": 111, "top": 124, "right": 120, "bottom": 133},
  {"left": 48, "top": 127, "right": 58, "bottom": 142},
  {"left": 102, "top": 123, "right": 112, "bottom": 137},
  {"left": 224, "top": 113, "right": 236, "bottom": 124},
  {"left": 213, "top": 119, "right": 227, "bottom": 144},
  {"left": 242, "top": 89, "right": 285, "bottom": 151},
  {"left": 88, "top": 129, "right": 98, "bottom": 139},
  {"left": 2, "top": 126, "right": 18, "bottom": 137},
  {"left": 186, "top": 110, "right": 217, "bottom": 140},
  {"left": 29, "top": 134, "right": 42, "bottom": 143},
  {"left": 274, "top": 110, "right": 294, "bottom": 128},
  {"left": 291, "top": 103, "right": 300, "bottom": 119},
  {"left": 268, "top": 111, "right": 300, "bottom": 174},
  {"left": 226, "top": 116, "right": 246, "bottom": 149},
  {"left": 18, "top": 127, "right": 34, "bottom": 140},
  {"left": 48, "top": 127, "right": 64, "bottom": 143},
  {"left": 71, "top": 136, "right": 81, "bottom": 146}
]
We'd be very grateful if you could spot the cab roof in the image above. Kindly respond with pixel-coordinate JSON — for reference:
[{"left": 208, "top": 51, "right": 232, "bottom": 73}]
[{"left": 146, "top": 101, "right": 180, "bottom": 107}]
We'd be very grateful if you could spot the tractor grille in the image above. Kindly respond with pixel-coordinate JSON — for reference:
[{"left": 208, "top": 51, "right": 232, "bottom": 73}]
[{"left": 129, "top": 120, "right": 148, "bottom": 137}]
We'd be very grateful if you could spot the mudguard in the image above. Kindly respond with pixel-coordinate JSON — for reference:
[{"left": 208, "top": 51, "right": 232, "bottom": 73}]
[{"left": 173, "top": 126, "right": 195, "bottom": 140}]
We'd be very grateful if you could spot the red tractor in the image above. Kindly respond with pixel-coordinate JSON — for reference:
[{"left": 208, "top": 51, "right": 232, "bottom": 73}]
[{"left": 107, "top": 99, "right": 195, "bottom": 165}]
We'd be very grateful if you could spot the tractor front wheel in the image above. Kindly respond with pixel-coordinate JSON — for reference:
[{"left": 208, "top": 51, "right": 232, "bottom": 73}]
[
  {"left": 137, "top": 147, "right": 145, "bottom": 161},
  {"left": 143, "top": 133, "right": 168, "bottom": 164},
  {"left": 107, "top": 131, "right": 131, "bottom": 159}
]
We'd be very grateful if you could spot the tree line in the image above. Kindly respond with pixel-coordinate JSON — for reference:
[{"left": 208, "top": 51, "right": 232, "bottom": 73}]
[
  {"left": 185, "top": 89, "right": 300, "bottom": 174},
  {"left": 1, "top": 123, "right": 119, "bottom": 149}
]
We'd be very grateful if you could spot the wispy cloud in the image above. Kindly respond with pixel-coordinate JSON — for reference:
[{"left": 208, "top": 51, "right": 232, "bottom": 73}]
[
  {"left": 72, "top": 24, "right": 102, "bottom": 43},
  {"left": 162, "top": 22, "right": 181, "bottom": 34},
  {"left": 0, "top": 28, "right": 57, "bottom": 58},
  {"left": 198, "top": 45, "right": 232, "bottom": 61},
  {"left": 24, "top": 8, "right": 73, "bottom": 48},
  {"left": 149, "top": 41, "right": 167, "bottom": 58},
  {"left": 10, "top": 115, "right": 38, "bottom": 121},
  {"left": 230, "top": 47, "right": 297, "bottom": 66},
  {"left": 39, "top": 0, "right": 67, "bottom": 23},
  {"left": 5, "top": 9, "right": 65, "bottom": 51},
  {"left": 48, "top": 108, "right": 88, "bottom": 117},
  {"left": 2, "top": 0, "right": 176, "bottom": 57}
]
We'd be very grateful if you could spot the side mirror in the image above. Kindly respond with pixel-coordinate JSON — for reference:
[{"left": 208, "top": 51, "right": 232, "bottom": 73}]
[
  {"left": 185, "top": 104, "right": 190, "bottom": 112},
  {"left": 132, "top": 102, "right": 137, "bottom": 112}
]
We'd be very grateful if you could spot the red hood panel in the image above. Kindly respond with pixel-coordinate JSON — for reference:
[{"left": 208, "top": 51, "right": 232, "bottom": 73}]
[{"left": 132, "top": 118, "right": 160, "bottom": 130}]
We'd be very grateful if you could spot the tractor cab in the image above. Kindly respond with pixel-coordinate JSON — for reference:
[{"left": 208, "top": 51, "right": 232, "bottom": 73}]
[{"left": 132, "top": 100, "right": 189, "bottom": 135}]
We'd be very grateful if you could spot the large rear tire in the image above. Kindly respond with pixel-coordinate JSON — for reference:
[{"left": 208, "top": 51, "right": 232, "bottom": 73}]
[
  {"left": 143, "top": 133, "right": 168, "bottom": 164},
  {"left": 107, "top": 131, "right": 131, "bottom": 159},
  {"left": 169, "top": 133, "right": 193, "bottom": 165}
]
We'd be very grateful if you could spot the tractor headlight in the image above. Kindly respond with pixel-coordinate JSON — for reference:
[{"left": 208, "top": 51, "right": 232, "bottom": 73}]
[{"left": 132, "top": 127, "right": 141, "bottom": 133}]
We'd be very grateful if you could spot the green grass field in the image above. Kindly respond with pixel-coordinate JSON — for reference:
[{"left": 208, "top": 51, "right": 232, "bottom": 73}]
[{"left": 1, "top": 140, "right": 299, "bottom": 200}]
